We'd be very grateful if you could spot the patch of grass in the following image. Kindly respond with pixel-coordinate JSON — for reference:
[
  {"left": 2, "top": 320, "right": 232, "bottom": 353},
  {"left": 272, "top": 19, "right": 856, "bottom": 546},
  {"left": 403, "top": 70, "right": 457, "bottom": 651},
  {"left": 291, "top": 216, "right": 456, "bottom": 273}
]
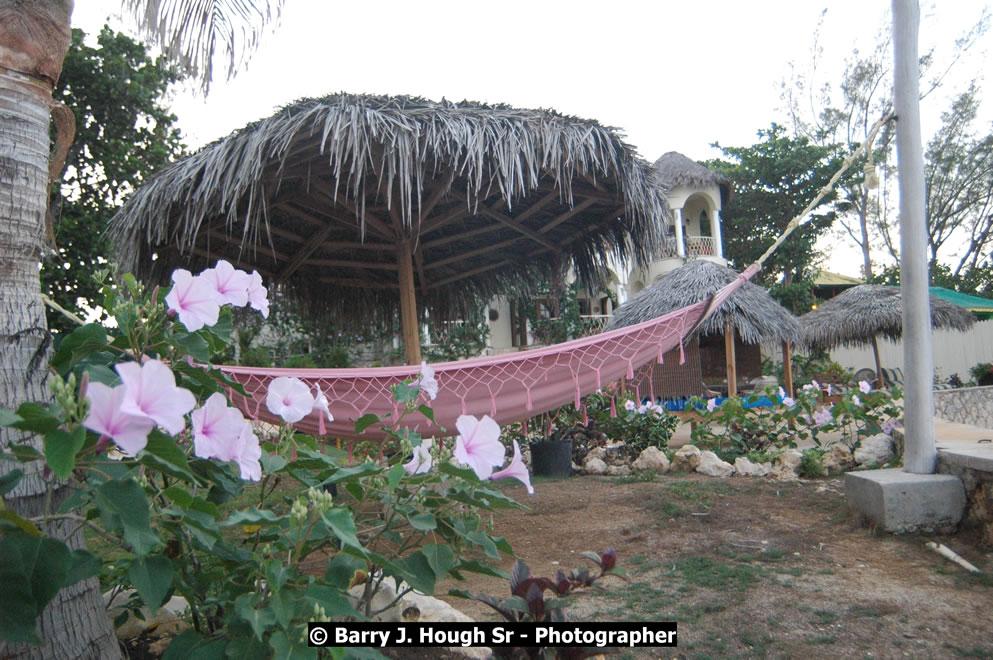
[
  {"left": 812, "top": 609, "right": 839, "bottom": 625},
  {"left": 848, "top": 605, "right": 881, "bottom": 618},
  {"left": 805, "top": 636, "right": 837, "bottom": 645},
  {"left": 943, "top": 642, "right": 993, "bottom": 658},
  {"left": 675, "top": 555, "right": 761, "bottom": 591},
  {"left": 614, "top": 470, "right": 660, "bottom": 484}
]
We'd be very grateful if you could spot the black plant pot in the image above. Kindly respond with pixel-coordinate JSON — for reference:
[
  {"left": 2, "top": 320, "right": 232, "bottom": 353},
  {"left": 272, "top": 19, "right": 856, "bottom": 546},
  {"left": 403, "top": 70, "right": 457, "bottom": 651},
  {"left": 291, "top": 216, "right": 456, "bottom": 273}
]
[{"left": 530, "top": 439, "right": 574, "bottom": 477}]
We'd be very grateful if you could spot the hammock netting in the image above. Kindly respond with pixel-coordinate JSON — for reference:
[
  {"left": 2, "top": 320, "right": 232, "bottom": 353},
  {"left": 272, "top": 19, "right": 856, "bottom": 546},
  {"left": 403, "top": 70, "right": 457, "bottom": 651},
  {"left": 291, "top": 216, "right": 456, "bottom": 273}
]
[{"left": 221, "top": 265, "right": 759, "bottom": 440}]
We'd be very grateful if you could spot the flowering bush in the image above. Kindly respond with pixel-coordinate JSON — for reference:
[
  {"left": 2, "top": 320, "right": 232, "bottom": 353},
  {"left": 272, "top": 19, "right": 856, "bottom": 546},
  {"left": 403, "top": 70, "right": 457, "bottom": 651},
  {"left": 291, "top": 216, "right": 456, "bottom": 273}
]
[
  {"left": 688, "top": 381, "right": 903, "bottom": 457},
  {"left": 0, "top": 263, "right": 528, "bottom": 655}
]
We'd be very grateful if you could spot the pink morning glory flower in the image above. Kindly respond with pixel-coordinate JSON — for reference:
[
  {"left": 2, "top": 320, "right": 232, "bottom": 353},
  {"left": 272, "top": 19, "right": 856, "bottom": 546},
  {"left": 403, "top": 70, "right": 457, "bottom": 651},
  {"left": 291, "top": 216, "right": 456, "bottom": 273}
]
[
  {"left": 247, "top": 270, "right": 269, "bottom": 318},
  {"left": 778, "top": 386, "right": 786, "bottom": 398},
  {"left": 403, "top": 440, "right": 433, "bottom": 475},
  {"left": 117, "top": 359, "right": 196, "bottom": 436},
  {"left": 859, "top": 380, "right": 872, "bottom": 394},
  {"left": 202, "top": 260, "right": 250, "bottom": 307},
  {"left": 706, "top": 398, "right": 717, "bottom": 413},
  {"left": 192, "top": 392, "right": 247, "bottom": 462},
  {"left": 813, "top": 407, "right": 833, "bottom": 426},
  {"left": 490, "top": 439, "right": 534, "bottom": 495},
  {"left": 235, "top": 421, "right": 262, "bottom": 481},
  {"left": 83, "top": 382, "right": 155, "bottom": 455},
  {"left": 266, "top": 376, "right": 315, "bottom": 424},
  {"left": 414, "top": 361, "right": 439, "bottom": 401},
  {"left": 852, "top": 394, "right": 862, "bottom": 407},
  {"left": 165, "top": 269, "right": 220, "bottom": 332},
  {"left": 783, "top": 396, "right": 796, "bottom": 407},
  {"left": 453, "top": 414, "right": 506, "bottom": 480},
  {"left": 624, "top": 400, "right": 636, "bottom": 411}
]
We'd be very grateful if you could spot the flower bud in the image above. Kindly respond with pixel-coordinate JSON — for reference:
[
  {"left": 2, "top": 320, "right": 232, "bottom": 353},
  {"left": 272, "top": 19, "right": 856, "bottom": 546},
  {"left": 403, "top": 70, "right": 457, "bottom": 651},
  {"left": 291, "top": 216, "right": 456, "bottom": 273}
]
[{"left": 600, "top": 548, "right": 617, "bottom": 572}]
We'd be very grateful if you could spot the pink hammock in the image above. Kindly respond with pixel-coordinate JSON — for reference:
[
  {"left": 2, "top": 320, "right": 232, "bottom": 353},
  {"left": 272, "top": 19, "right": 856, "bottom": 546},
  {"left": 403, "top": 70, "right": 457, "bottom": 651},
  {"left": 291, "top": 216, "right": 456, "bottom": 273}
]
[{"left": 221, "top": 265, "right": 759, "bottom": 439}]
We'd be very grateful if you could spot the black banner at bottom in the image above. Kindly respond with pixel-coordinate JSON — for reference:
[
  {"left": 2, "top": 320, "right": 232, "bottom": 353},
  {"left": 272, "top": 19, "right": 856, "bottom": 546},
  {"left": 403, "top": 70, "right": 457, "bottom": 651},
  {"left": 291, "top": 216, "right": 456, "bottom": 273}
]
[{"left": 307, "top": 621, "right": 677, "bottom": 648}]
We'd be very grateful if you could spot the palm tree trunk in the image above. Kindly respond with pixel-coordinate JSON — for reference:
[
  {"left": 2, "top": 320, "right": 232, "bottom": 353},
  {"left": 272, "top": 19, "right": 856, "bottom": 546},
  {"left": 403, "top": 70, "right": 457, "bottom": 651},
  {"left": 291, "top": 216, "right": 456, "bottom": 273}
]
[{"left": 0, "top": 5, "right": 122, "bottom": 657}]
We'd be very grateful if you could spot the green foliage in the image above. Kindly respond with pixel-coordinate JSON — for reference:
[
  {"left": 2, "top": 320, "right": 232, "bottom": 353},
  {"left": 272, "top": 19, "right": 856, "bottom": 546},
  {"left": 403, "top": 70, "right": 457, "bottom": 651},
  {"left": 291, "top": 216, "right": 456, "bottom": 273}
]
[
  {"left": 424, "top": 309, "right": 490, "bottom": 362},
  {"left": 689, "top": 381, "right": 902, "bottom": 458},
  {"left": 706, "top": 124, "right": 851, "bottom": 284},
  {"left": 0, "top": 272, "right": 521, "bottom": 652},
  {"left": 44, "top": 27, "right": 184, "bottom": 333},
  {"left": 521, "top": 280, "right": 612, "bottom": 345},
  {"left": 800, "top": 449, "right": 827, "bottom": 478}
]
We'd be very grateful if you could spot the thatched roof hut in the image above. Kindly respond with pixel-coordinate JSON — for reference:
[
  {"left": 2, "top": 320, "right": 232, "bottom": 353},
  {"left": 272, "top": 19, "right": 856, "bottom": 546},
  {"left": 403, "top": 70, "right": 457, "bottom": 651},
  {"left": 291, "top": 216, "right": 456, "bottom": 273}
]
[
  {"left": 801, "top": 284, "right": 975, "bottom": 350},
  {"left": 606, "top": 260, "right": 802, "bottom": 345},
  {"left": 109, "top": 93, "right": 670, "bottom": 362},
  {"left": 653, "top": 151, "right": 732, "bottom": 205}
]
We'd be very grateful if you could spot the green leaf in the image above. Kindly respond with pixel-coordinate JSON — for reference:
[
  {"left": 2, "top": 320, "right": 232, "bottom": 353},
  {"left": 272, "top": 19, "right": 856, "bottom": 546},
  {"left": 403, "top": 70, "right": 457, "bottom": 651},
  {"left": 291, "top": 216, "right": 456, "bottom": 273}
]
[
  {"left": 0, "top": 408, "right": 23, "bottom": 427},
  {"left": 221, "top": 508, "right": 282, "bottom": 527},
  {"left": 305, "top": 584, "right": 364, "bottom": 619},
  {"left": 454, "top": 560, "right": 510, "bottom": 579},
  {"left": 50, "top": 323, "right": 108, "bottom": 375},
  {"left": 269, "top": 629, "right": 319, "bottom": 660},
  {"left": 0, "top": 535, "right": 72, "bottom": 643},
  {"left": 269, "top": 588, "right": 298, "bottom": 629},
  {"left": 0, "top": 509, "right": 42, "bottom": 536},
  {"left": 396, "top": 551, "right": 435, "bottom": 593},
  {"left": 128, "top": 554, "right": 174, "bottom": 610},
  {"left": 407, "top": 512, "right": 437, "bottom": 531},
  {"left": 7, "top": 442, "right": 43, "bottom": 462},
  {"left": 321, "top": 508, "right": 363, "bottom": 551},
  {"left": 386, "top": 464, "right": 405, "bottom": 492},
  {"left": 172, "top": 332, "right": 210, "bottom": 364},
  {"left": 0, "top": 468, "right": 24, "bottom": 495},
  {"left": 422, "top": 544, "right": 455, "bottom": 578},
  {"left": 94, "top": 479, "right": 160, "bottom": 556},
  {"left": 11, "top": 402, "right": 60, "bottom": 434},
  {"left": 64, "top": 549, "right": 101, "bottom": 587},
  {"left": 393, "top": 382, "right": 419, "bottom": 404},
  {"left": 140, "top": 432, "right": 197, "bottom": 483},
  {"left": 44, "top": 427, "right": 86, "bottom": 479},
  {"left": 417, "top": 405, "right": 435, "bottom": 422},
  {"left": 260, "top": 452, "right": 288, "bottom": 473},
  {"left": 325, "top": 554, "right": 368, "bottom": 590},
  {"left": 354, "top": 413, "right": 381, "bottom": 434},
  {"left": 235, "top": 592, "right": 275, "bottom": 640}
]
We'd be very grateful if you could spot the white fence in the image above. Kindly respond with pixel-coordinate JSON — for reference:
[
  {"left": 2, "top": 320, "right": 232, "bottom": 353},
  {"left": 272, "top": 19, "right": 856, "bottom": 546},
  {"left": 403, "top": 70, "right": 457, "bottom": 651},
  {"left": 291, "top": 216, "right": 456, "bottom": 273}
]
[{"left": 827, "top": 318, "right": 993, "bottom": 383}]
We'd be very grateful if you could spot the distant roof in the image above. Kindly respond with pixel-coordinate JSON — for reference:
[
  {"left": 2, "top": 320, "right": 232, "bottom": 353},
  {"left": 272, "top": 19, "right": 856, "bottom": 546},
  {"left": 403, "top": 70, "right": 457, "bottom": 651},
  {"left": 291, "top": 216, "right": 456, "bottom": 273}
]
[
  {"left": 652, "top": 152, "right": 732, "bottom": 205},
  {"left": 929, "top": 287, "right": 993, "bottom": 312},
  {"left": 813, "top": 270, "right": 863, "bottom": 287}
]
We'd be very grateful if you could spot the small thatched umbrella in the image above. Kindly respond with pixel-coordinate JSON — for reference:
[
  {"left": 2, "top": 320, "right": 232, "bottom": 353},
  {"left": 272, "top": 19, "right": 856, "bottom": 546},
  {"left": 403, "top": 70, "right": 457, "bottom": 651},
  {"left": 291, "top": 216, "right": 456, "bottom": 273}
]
[
  {"left": 801, "top": 284, "right": 976, "bottom": 386},
  {"left": 109, "top": 93, "right": 669, "bottom": 364},
  {"left": 606, "top": 260, "right": 803, "bottom": 396}
]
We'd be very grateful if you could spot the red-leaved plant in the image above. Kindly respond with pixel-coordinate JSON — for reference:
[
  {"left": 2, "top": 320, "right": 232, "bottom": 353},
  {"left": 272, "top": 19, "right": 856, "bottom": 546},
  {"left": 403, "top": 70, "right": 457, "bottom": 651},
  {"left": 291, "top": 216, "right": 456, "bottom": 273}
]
[{"left": 453, "top": 549, "right": 627, "bottom": 659}]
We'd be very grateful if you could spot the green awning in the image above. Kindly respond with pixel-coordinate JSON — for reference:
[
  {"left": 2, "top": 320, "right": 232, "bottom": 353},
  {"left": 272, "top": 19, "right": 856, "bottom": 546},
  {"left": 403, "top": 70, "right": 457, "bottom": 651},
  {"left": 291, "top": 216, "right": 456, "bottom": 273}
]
[{"left": 928, "top": 286, "right": 993, "bottom": 312}]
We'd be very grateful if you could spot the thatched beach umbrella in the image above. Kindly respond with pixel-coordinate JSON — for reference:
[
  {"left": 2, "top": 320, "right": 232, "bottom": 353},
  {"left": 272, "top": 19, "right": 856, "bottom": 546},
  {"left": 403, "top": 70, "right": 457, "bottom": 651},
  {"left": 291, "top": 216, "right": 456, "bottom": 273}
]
[
  {"left": 109, "top": 93, "right": 669, "bottom": 364},
  {"left": 606, "top": 260, "right": 803, "bottom": 396},
  {"left": 800, "top": 284, "right": 975, "bottom": 386}
]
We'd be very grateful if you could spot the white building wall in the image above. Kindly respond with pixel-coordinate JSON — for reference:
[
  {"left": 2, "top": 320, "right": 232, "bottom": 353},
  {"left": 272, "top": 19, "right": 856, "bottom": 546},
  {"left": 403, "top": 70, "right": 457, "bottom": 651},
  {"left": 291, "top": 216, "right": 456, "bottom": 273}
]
[{"left": 826, "top": 319, "right": 993, "bottom": 383}]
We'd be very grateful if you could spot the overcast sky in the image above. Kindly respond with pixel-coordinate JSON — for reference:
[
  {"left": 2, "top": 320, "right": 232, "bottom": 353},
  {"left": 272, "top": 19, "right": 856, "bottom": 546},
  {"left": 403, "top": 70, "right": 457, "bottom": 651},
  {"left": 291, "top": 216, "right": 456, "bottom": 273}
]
[{"left": 72, "top": 1, "right": 993, "bottom": 275}]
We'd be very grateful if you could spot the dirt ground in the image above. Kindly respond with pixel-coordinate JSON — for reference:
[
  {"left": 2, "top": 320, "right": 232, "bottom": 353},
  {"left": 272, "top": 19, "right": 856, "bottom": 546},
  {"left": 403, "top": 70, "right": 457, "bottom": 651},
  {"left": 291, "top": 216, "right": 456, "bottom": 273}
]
[{"left": 428, "top": 472, "right": 993, "bottom": 659}]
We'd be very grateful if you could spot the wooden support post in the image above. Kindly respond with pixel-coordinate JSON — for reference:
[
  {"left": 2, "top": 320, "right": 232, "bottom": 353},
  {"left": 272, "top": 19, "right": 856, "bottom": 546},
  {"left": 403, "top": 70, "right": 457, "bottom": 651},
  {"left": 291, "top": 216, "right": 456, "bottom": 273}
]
[
  {"left": 871, "top": 335, "right": 886, "bottom": 388},
  {"left": 782, "top": 341, "right": 794, "bottom": 397},
  {"left": 396, "top": 239, "right": 422, "bottom": 365},
  {"left": 725, "top": 323, "right": 737, "bottom": 398}
]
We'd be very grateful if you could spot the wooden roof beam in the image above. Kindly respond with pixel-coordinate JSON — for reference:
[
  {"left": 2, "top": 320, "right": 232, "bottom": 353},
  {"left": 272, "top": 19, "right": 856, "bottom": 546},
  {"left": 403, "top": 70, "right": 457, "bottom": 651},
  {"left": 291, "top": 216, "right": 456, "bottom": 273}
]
[
  {"left": 276, "top": 224, "right": 334, "bottom": 283},
  {"left": 538, "top": 198, "right": 602, "bottom": 234},
  {"left": 479, "top": 206, "right": 559, "bottom": 251},
  {"left": 424, "top": 236, "right": 521, "bottom": 271},
  {"left": 427, "top": 259, "right": 514, "bottom": 289},
  {"left": 421, "top": 222, "right": 507, "bottom": 250}
]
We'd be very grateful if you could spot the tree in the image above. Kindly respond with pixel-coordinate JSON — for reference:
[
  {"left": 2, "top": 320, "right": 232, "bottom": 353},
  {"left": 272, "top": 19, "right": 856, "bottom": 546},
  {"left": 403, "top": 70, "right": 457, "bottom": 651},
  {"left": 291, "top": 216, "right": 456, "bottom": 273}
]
[
  {"left": 706, "top": 124, "right": 850, "bottom": 285},
  {"left": 0, "top": 3, "right": 281, "bottom": 658},
  {"left": 44, "top": 26, "right": 185, "bottom": 334},
  {"left": 782, "top": 7, "right": 990, "bottom": 278},
  {"left": 923, "top": 85, "right": 993, "bottom": 275}
]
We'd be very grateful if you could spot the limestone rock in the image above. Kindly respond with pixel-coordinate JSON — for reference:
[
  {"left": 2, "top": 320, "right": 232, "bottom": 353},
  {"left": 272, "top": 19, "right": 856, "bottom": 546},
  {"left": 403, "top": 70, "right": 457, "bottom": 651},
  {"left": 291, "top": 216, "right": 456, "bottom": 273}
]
[
  {"left": 697, "top": 451, "right": 734, "bottom": 478},
  {"left": 583, "top": 457, "right": 608, "bottom": 475},
  {"left": 672, "top": 444, "right": 702, "bottom": 472},
  {"left": 770, "top": 449, "right": 803, "bottom": 480},
  {"left": 733, "top": 457, "right": 771, "bottom": 477},
  {"left": 586, "top": 447, "right": 607, "bottom": 463},
  {"left": 607, "top": 464, "right": 632, "bottom": 477},
  {"left": 632, "top": 446, "right": 671, "bottom": 473},
  {"left": 823, "top": 444, "right": 856, "bottom": 474},
  {"left": 401, "top": 591, "right": 474, "bottom": 623},
  {"left": 854, "top": 433, "right": 895, "bottom": 466},
  {"left": 770, "top": 464, "right": 800, "bottom": 481}
]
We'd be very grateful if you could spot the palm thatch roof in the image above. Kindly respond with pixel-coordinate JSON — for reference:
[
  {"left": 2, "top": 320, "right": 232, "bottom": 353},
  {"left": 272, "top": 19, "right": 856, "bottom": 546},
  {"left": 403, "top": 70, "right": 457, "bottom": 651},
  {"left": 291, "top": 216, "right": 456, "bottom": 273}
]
[
  {"left": 109, "top": 93, "right": 670, "bottom": 329},
  {"left": 653, "top": 151, "right": 732, "bottom": 205},
  {"left": 605, "top": 260, "right": 803, "bottom": 345},
  {"left": 801, "top": 284, "right": 976, "bottom": 350}
]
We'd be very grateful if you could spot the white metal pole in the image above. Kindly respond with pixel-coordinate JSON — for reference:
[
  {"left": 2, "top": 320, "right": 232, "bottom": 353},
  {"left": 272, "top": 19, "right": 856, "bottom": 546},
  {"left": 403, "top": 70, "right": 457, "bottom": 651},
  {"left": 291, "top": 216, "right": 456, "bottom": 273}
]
[{"left": 893, "top": 0, "right": 936, "bottom": 474}]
